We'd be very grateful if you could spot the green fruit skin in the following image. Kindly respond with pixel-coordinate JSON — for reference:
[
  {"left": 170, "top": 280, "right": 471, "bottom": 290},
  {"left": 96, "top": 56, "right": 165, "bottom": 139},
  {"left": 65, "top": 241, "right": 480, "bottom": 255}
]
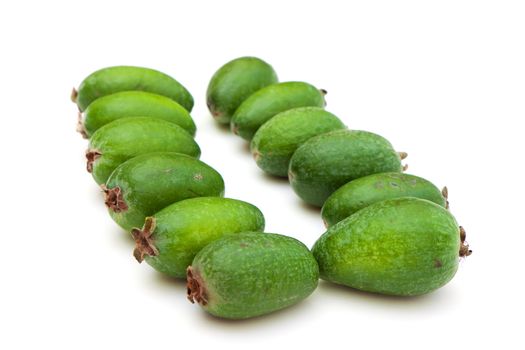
[
  {"left": 313, "top": 198, "right": 461, "bottom": 296},
  {"left": 106, "top": 153, "right": 224, "bottom": 231},
  {"left": 207, "top": 57, "right": 278, "bottom": 124},
  {"left": 321, "top": 173, "right": 447, "bottom": 227},
  {"left": 144, "top": 198, "right": 265, "bottom": 278},
  {"left": 251, "top": 107, "right": 346, "bottom": 177},
  {"left": 75, "top": 66, "right": 194, "bottom": 111},
  {"left": 230, "top": 82, "right": 326, "bottom": 140},
  {"left": 88, "top": 117, "right": 200, "bottom": 185},
  {"left": 82, "top": 91, "right": 196, "bottom": 137},
  {"left": 191, "top": 232, "right": 319, "bottom": 319},
  {"left": 289, "top": 129, "right": 403, "bottom": 207}
]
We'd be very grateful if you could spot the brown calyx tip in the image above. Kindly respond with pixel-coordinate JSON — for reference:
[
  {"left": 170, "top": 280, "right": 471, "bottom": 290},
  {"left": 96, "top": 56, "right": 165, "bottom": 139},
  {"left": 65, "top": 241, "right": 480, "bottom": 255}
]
[
  {"left": 442, "top": 186, "right": 450, "bottom": 209},
  {"left": 398, "top": 151, "right": 408, "bottom": 160},
  {"left": 320, "top": 88, "right": 328, "bottom": 95},
  {"left": 76, "top": 112, "right": 88, "bottom": 139},
  {"left": 186, "top": 266, "right": 208, "bottom": 306},
  {"left": 101, "top": 185, "right": 128, "bottom": 213},
  {"left": 71, "top": 88, "right": 78, "bottom": 103},
  {"left": 459, "top": 226, "right": 472, "bottom": 257},
  {"left": 402, "top": 164, "right": 409, "bottom": 172},
  {"left": 85, "top": 149, "right": 102, "bottom": 173},
  {"left": 131, "top": 217, "right": 159, "bottom": 263}
]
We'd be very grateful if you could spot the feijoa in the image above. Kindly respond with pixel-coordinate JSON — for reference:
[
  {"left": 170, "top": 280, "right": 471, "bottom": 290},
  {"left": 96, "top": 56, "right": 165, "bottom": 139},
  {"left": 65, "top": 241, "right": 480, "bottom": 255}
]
[
  {"left": 230, "top": 82, "right": 326, "bottom": 140},
  {"left": 288, "top": 129, "right": 404, "bottom": 207},
  {"left": 132, "top": 197, "right": 265, "bottom": 278},
  {"left": 72, "top": 65, "right": 194, "bottom": 111},
  {"left": 250, "top": 107, "right": 346, "bottom": 177},
  {"left": 103, "top": 153, "right": 224, "bottom": 231},
  {"left": 321, "top": 172, "right": 448, "bottom": 227},
  {"left": 187, "top": 232, "right": 319, "bottom": 319},
  {"left": 207, "top": 57, "right": 278, "bottom": 124},
  {"left": 312, "top": 197, "right": 471, "bottom": 296},
  {"left": 79, "top": 91, "right": 196, "bottom": 138},
  {"left": 87, "top": 117, "right": 200, "bottom": 185}
]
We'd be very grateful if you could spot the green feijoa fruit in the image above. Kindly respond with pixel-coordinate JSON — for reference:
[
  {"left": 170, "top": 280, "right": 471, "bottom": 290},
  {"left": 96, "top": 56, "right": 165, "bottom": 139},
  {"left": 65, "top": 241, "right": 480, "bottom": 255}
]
[
  {"left": 251, "top": 107, "right": 346, "bottom": 177},
  {"left": 79, "top": 91, "right": 196, "bottom": 138},
  {"left": 187, "top": 232, "right": 319, "bottom": 319},
  {"left": 87, "top": 117, "right": 200, "bottom": 185},
  {"left": 288, "top": 129, "right": 404, "bottom": 207},
  {"left": 321, "top": 173, "right": 448, "bottom": 227},
  {"left": 103, "top": 153, "right": 224, "bottom": 231},
  {"left": 132, "top": 197, "right": 265, "bottom": 278},
  {"left": 72, "top": 66, "right": 194, "bottom": 111},
  {"left": 312, "top": 197, "right": 472, "bottom": 296},
  {"left": 230, "top": 82, "right": 326, "bottom": 140},
  {"left": 207, "top": 57, "right": 278, "bottom": 124}
]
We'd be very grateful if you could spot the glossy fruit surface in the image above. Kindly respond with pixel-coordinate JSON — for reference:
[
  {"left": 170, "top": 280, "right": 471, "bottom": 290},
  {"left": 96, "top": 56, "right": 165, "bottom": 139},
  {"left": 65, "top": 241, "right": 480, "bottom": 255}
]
[
  {"left": 187, "top": 232, "right": 319, "bottom": 319},
  {"left": 312, "top": 198, "right": 464, "bottom": 296},
  {"left": 104, "top": 152, "right": 224, "bottom": 231},
  {"left": 321, "top": 172, "right": 447, "bottom": 227},
  {"left": 87, "top": 117, "right": 200, "bottom": 184},
  {"left": 207, "top": 56, "right": 278, "bottom": 124},
  {"left": 132, "top": 197, "right": 264, "bottom": 278},
  {"left": 80, "top": 91, "right": 196, "bottom": 138}
]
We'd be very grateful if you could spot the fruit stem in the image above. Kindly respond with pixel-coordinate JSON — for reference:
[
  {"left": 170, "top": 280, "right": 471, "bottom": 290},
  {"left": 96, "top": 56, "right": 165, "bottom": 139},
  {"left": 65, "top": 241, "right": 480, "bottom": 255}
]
[
  {"left": 101, "top": 185, "right": 128, "bottom": 213},
  {"left": 186, "top": 266, "right": 208, "bottom": 306},
  {"left": 442, "top": 186, "right": 450, "bottom": 209},
  {"left": 85, "top": 149, "right": 102, "bottom": 173},
  {"left": 459, "top": 226, "right": 472, "bottom": 257},
  {"left": 131, "top": 217, "right": 159, "bottom": 263}
]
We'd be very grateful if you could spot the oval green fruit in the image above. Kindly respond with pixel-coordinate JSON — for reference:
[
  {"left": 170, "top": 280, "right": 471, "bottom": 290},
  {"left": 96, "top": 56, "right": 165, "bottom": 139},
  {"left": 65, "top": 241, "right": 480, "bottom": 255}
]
[
  {"left": 87, "top": 117, "right": 200, "bottom": 185},
  {"left": 251, "top": 107, "right": 346, "bottom": 177},
  {"left": 207, "top": 57, "right": 278, "bottom": 124},
  {"left": 230, "top": 82, "right": 326, "bottom": 140},
  {"left": 103, "top": 153, "right": 224, "bottom": 231},
  {"left": 72, "top": 66, "right": 194, "bottom": 111},
  {"left": 132, "top": 197, "right": 265, "bottom": 278},
  {"left": 187, "top": 232, "right": 319, "bottom": 319},
  {"left": 312, "top": 197, "right": 470, "bottom": 296},
  {"left": 79, "top": 91, "right": 196, "bottom": 138},
  {"left": 288, "top": 129, "right": 403, "bottom": 207},
  {"left": 321, "top": 172, "right": 448, "bottom": 227}
]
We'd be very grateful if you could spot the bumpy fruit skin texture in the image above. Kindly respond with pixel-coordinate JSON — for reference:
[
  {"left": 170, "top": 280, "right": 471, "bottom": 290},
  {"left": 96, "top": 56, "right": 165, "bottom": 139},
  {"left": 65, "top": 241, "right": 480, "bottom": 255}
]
[
  {"left": 206, "top": 57, "right": 278, "bottom": 124},
  {"left": 321, "top": 172, "right": 447, "bottom": 227},
  {"left": 144, "top": 198, "right": 265, "bottom": 278},
  {"left": 82, "top": 91, "right": 196, "bottom": 137},
  {"left": 312, "top": 198, "right": 460, "bottom": 296},
  {"left": 230, "top": 82, "right": 326, "bottom": 140},
  {"left": 190, "top": 232, "right": 319, "bottom": 319},
  {"left": 75, "top": 66, "right": 194, "bottom": 112},
  {"left": 88, "top": 117, "right": 200, "bottom": 185},
  {"left": 251, "top": 107, "right": 346, "bottom": 177},
  {"left": 289, "top": 129, "right": 402, "bottom": 207},
  {"left": 105, "top": 153, "right": 224, "bottom": 231}
]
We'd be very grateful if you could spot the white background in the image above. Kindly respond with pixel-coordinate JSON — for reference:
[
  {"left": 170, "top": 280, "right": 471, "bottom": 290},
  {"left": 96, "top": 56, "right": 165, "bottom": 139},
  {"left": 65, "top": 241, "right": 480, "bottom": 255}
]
[{"left": 1, "top": 1, "right": 524, "bottom": 349}]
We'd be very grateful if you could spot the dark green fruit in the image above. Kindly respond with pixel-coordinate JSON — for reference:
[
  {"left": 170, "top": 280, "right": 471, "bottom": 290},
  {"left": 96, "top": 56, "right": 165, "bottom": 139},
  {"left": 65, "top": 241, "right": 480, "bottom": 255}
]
[
  {"left": 103, "top": 153, "right": 224, "bottom": 231},
  {"left": 132, "top": 197, "right": 265, "bottom": 278},
  {"left": 251, "top": 107, "right": 346, "bottom": 177},
  {"left": 312, "top": 197, "right": 471, "bottom": 296},
  {"left": 288, "top": 129, "right": 404, "bottom": 207},
  {"left": 79, "top": 91, "right": 196, "bottom": 138},
  {"left": 72, "top": 65, "right": 194, "bottom": 111},
  {"left": 187, "top": 232, "right": 319, "bottom": 319},
  {"left": 321, "top": 172, "right": 448, "bottom": 227},
  {"left": 230, "top": 82, "right": 326, "bottom": 140},
  {"left": 87, "top": 117, "right": 200, "bottom": 185},
  {"left": 207, "top": 57, "right": 278, "bottom": 124}
]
